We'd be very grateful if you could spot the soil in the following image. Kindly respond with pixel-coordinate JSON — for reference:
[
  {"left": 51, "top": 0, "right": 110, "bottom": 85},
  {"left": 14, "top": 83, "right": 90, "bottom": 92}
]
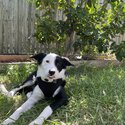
[
  {"left": 72, "top": 59, "right": 125, "bottom": 68},
  {"left": 0, "top": 55, "right": 31, "bottom": 63}
]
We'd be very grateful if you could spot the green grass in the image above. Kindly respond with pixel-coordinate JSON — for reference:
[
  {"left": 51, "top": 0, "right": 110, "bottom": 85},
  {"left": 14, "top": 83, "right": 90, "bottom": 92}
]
[{"left": 0, "top": 64, "right": 125, "bottom": 125}]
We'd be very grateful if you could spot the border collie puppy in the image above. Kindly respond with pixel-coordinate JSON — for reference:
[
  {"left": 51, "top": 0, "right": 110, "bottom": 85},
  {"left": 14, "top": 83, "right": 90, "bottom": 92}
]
[{"left": 1, "top": 53, "right": 74, "bottom": 125}]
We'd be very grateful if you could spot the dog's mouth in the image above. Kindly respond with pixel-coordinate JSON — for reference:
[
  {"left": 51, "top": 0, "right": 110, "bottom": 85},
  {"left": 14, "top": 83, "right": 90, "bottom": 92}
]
[
  {"left": 43, "top": 75, "right": 56, "bottom": 82},
  {"left": 48, "top": 75, "right": 55, "bottom": 79}
]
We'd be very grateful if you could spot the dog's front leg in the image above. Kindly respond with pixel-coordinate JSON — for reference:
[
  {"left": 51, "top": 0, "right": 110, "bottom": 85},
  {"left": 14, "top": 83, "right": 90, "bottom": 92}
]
[
  {"left": 29, "top": 105, "right": 53, "bottom": 125},
  {"left": 2, "top": 86, "right": 44, "bottom": 125},
  {"left": 29, "top": 88, "right": 68, "bottom": 125}
]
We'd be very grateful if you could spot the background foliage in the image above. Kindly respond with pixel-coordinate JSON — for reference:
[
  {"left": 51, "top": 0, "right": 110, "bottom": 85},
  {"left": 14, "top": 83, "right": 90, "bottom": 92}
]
[{"left": 30, "top": 0, "right": 125, "bottom": 60}]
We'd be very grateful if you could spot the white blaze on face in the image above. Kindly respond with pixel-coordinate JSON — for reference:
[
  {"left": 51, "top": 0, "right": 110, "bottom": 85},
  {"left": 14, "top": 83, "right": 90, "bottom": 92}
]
[{"left": 36, "top": 53, "right": 66, "bottom": 82}]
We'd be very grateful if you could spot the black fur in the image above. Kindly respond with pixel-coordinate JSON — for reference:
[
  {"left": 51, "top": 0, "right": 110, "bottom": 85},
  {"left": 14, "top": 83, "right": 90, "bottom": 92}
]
[
  {"left": 31, "top": 53, "right": 46, "bottom": 64},
  {"left": 55, "top": 56, "right": 74, "bottom": 72}
]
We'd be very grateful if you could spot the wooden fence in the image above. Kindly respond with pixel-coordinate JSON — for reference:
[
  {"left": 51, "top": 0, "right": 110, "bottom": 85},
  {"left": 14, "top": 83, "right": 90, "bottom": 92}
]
[
  {"left": 0, "top": 0, "right": 125, "bottom": 55},
  {"left": 0, "top": 0, "right": 43, "bottom": 54}
]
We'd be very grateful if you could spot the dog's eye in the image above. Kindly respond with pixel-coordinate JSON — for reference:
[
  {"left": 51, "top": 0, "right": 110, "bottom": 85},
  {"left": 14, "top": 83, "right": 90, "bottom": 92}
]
[{"left": 46, "top": 60, "right": 49, "bottom": 63}]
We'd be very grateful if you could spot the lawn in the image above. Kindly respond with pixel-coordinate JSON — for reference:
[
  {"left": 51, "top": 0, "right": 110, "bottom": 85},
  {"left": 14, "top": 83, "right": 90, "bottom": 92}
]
[{"left": 0, "top": 63, "right": 125, "bottom": 125}]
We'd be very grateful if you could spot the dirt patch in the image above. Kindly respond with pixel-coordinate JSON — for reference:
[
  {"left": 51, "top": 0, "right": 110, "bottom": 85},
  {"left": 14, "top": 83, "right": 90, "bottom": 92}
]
[{"left": 72, "top": 60, "right": 125, "bottom": 67}]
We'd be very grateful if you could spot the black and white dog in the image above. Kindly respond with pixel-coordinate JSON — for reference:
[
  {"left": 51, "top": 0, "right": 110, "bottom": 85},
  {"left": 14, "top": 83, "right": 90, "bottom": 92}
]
[{"left": 0, "top": 53, "right": 74, "bottom": 125}]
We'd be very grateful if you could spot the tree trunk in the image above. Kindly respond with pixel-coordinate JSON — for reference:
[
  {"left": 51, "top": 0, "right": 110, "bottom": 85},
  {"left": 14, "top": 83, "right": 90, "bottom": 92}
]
[{"left": 64, "top": 31, "right": 76, "bottom": 56}]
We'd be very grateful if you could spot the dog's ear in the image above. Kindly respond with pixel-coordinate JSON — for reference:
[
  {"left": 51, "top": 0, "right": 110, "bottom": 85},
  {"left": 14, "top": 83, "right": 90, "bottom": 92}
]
[
  {"left": 62, "top": 57, "right": 74, "bottom": 67},
  {"left": 31, "top": 53, "right": 46, "bottom": 64}
]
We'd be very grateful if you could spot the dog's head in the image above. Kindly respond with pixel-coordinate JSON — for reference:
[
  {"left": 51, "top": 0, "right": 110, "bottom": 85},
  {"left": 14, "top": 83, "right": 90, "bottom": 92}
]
[{"left": 31, "top": 53, "right": 74, "bottom": 82}]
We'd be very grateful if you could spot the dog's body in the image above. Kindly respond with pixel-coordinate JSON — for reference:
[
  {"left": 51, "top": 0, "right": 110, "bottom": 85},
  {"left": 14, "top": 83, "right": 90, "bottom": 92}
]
[{"left": 0, "top": 53, "right": 73, "bottom": 125}]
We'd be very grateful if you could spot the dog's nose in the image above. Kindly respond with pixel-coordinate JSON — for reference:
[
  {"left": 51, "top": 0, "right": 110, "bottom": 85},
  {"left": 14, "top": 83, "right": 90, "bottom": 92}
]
[{"left": 49, "top": 70, "right": 55, "bottom": 76}]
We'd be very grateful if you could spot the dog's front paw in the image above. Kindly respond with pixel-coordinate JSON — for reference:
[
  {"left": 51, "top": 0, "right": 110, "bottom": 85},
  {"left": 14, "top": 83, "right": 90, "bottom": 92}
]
[
  {"left": 29, "top": 118, "right": 44, "bottom": 125},
  {"left": 26, "top": 92, "right": 33, "bottom": 99},
  {"left": 2, "top": 118, "right": 15, "bottom": 125},
  {"left": 8, "top": 89, "right": 16, "bottom": 96}
]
